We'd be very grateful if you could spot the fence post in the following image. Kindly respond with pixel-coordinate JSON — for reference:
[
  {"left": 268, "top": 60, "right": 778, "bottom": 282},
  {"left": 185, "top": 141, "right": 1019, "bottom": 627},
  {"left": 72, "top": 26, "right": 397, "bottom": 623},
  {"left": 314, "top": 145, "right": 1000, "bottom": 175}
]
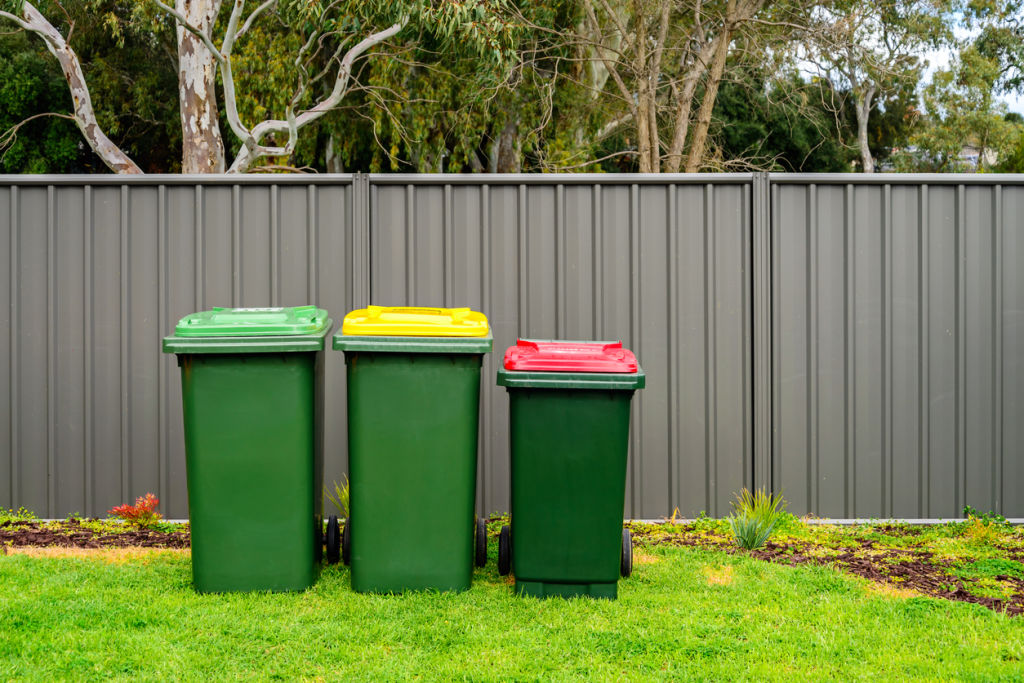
[
  {"left": 351, "top": 172, "right": 371, "bottom": 309},
  {"left": 752, "top": 172, "right": 772, "bottom": 494}
]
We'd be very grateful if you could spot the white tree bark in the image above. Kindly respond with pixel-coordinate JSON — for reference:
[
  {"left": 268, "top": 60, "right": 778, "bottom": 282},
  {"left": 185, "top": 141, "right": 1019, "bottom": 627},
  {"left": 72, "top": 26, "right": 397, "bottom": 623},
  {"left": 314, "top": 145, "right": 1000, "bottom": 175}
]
[
  {"left": 855, "top": 86, "right": 876, "bottom": 173},
  {"left": 0, "top": 2, "right": 142, "bottom": 173},
  {"left": 6, "top": 0, "right": 405, "bottom": 174},
  {"left": 175, "top": 0, "right": 225, "bottom": 173}
]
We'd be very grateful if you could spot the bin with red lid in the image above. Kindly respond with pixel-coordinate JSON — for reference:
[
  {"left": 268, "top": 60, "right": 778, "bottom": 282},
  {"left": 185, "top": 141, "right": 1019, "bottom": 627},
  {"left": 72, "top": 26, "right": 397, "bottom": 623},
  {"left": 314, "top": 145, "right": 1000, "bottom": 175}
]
[{"left": 495, "top": 339, "right": 645, "bottom": 599}]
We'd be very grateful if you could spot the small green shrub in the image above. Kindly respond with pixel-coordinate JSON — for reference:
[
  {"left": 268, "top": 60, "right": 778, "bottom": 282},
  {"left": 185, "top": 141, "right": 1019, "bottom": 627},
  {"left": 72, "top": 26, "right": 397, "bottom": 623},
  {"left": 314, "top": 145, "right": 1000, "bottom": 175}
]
[
  {"left": 952, "top": 558, "right": 1024, "bottom": 581},
  {"left": 0, "top": 506, "right": 38, "bottom": 523},
  {"left": 325, "top": 477, "right": 350, "bottom": 518},
  {"left": 962, "top": 505, "right": 1011, "bottom": 528},
  {"left": 727, "top": 488, "right": 787, "bottom": 550}
]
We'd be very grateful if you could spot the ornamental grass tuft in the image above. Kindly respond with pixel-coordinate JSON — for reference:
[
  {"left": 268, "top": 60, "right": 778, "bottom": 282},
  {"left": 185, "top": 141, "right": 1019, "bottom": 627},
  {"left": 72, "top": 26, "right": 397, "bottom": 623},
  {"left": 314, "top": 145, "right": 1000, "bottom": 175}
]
[
  {"left": 325, "top": 477, "right": 350, "bottom": 518},
  {"left": 727, "top": 488, "right": 787, "bottom": 550}
]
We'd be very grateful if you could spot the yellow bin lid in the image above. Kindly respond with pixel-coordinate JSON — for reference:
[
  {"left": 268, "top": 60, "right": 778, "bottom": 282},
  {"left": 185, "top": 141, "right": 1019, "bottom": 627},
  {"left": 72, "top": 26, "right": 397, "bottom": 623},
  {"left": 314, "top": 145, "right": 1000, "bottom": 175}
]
[{"left": 341, "top": 305, "right": 490, "bottom": 337}]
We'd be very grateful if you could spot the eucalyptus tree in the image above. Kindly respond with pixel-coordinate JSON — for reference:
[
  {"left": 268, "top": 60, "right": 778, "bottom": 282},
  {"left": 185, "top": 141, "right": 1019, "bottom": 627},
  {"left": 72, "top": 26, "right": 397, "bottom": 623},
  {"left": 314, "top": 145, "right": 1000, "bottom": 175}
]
[
  {"left": 550, "top": 0, "right": 790, "bottom": 173},
  {"left": 798, "top": 0, "right": 950, "bottom": 173},
  {"left": 0, "top": 0, "right": 516, "bottom": 173}
]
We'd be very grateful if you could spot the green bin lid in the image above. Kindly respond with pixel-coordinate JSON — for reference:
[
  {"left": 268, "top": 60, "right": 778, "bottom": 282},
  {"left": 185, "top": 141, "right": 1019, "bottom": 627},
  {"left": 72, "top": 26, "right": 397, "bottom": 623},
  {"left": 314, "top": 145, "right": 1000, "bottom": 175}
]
[
  {"left": 496, "top": 366, "right": 645, "bottom": 390},
  {"left": 162, "top": 306, "right": 332, "bottom": 354}
]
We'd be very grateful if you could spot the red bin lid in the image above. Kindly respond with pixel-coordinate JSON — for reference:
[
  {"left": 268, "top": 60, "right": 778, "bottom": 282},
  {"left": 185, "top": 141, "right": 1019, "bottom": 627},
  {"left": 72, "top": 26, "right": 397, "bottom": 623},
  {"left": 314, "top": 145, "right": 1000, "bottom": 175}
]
[{"left": 503, "top": 339, "right": 639, "bottom": 373}]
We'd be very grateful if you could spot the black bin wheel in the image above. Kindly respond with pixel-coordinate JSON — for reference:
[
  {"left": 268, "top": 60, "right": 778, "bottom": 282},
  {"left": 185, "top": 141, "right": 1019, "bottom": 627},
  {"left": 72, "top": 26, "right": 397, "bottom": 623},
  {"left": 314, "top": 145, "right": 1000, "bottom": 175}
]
[
  {"left": 498, "top": 524, "right": 511, "bottom": 576},
  {"left": 475, "top": 518, "right": 487, "bottom": 568},
  {"left": 620, "top": 527, "right": 633, "bottom": 578},
  {"left": 325, "top": 515, "right": 340, "bottom": 565},
  {"left": 341, "top": 517, "right": 351, "bottom": 566}
]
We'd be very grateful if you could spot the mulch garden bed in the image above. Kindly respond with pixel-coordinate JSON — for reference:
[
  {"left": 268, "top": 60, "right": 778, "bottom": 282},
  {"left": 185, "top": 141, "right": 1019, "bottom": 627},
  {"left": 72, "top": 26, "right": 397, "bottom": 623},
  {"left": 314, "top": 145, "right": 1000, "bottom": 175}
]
[
  {"left": 0, "top": 519, "right": 190, "bottom": 550},
  {"left": 630, "top": 522, "right": 1024, "bottom": 617}
]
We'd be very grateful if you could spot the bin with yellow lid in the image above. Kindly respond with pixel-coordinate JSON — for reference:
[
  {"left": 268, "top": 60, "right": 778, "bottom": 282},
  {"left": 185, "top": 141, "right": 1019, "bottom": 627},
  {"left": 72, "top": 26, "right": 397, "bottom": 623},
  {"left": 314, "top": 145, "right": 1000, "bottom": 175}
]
[{"left": 332, "top": 306, "right": 492, "bottom": 593}]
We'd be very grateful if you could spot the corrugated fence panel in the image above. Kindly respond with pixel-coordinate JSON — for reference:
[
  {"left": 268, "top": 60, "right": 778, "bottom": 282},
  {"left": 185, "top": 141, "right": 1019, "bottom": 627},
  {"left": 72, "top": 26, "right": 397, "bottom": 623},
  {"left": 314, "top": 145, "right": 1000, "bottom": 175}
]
[
  {"left": 2, "top": 173, "right": 1021, "bottom": 520},
  {"left": 0, "top": 177, "right": 355, "bottom": 519},
  {"left": 368, "top": 176, "right": 754, "bottom": 518},
  {"left": 771, "top": 176, "right": 1024, "bottom": 517}
]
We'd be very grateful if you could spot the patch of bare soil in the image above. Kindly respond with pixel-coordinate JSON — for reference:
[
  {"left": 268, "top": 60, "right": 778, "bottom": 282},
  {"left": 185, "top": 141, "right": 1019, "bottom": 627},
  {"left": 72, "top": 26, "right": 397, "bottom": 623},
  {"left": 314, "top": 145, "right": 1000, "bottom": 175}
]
[
  {"left": 0, "top": 519, "right": 190, "bottom": 549},
  {"left": 630, "top": 523, "right": 1024, "bottom": 617}
]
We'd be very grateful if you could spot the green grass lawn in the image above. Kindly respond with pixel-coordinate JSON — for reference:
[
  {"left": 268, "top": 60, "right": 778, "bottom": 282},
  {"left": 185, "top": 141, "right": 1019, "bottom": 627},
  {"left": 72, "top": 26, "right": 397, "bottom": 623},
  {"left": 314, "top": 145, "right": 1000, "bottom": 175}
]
[{"left": 2, "top": 538, "right": 1023, "bottom": 681}]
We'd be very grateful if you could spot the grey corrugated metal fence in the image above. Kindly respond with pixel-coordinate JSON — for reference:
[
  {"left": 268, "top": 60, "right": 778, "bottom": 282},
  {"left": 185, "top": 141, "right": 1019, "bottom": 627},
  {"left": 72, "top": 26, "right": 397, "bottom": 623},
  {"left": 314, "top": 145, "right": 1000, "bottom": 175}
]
[{"left": 1, "top": 173, "right": 1021, "bottom": 520}]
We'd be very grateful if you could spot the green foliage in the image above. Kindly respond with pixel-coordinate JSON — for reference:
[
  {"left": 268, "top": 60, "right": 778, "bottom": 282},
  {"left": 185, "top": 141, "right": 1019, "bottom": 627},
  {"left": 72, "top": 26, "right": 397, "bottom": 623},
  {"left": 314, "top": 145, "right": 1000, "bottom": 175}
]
[
  {"left": 0, "top": 506, "right": 37, "bottom": 523},
  {"left": 1, "top": 0, "right": 1018, "bottom": 173},
  {"left": 994, "top": 120, "right": 1024, "bottom": 171},
  {"left": 952, "top": 557, "right": 1024, "bottom": 580},
  {"left": 896, "top": 6, "right": 1020, "bottom": 172},
  {"left": 712, "top": 68, "right": 854, "bottom": 171},
  {"left": 727, "top": 488, "right": 787, "bottom": 550},
  {"left": 0, "top": 32, "right": 84, "bottom": 172},
  {"left": 324, "top": 477, "right": 350, "bottom": 518},
  {"left": 1, "top": 0, "right": 181, "bottom": 172},
  {"left": 965, "top": 0, "right": 1024, "bottom": 94},
  {"left": 963, "top": 505, "right": 1011, "bottom": 528}
]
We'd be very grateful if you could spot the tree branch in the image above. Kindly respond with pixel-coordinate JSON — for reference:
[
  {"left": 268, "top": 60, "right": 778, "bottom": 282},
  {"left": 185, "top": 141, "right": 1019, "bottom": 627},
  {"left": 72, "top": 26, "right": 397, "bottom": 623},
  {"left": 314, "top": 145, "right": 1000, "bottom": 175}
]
[
  {"left": 228, "top": 20, "right": 405, "bottom": 172},
  {"left": 0, "top": 3, "right": 142, "bottom": 173},
  {"left": 236, "top": 0, "right": 275, "bottom": 39},
  {"left": 152, "top": 0, "right": 224, "bottom": 65}
]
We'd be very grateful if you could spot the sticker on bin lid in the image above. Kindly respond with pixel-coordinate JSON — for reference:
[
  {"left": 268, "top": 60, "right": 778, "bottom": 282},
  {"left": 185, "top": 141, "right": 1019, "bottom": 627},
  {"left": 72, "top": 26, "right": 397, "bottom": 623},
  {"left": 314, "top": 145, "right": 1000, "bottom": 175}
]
[
  {"left": 503, "top": 339, "right": 639, "bottom": 373},
  {"left": 341, "top": 305, "right": 489, "bottom": 337},
  {"left": 174, "top": 305, "right": 330, "bottom": 337}
]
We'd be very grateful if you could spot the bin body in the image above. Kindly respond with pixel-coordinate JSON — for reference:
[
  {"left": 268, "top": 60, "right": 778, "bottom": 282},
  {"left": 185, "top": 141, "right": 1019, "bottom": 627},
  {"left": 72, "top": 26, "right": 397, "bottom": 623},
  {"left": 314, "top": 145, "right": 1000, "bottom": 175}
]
[
  {"left": 334, "top": 306, "right": 491, "bottom": 593},
  {"left": 497, "top": 340, "right": 644, "bottom": 599},
  {"left": 163, "top": 306, "right": 331, "bottom": 593}
]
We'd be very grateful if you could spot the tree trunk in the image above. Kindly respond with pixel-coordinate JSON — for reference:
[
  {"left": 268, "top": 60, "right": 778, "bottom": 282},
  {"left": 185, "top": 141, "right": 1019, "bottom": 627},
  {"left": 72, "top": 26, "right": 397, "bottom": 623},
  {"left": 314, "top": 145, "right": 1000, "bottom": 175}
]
[
  {"left": 664, "top": 31, "right": 723, "bottom": 174},
  {"left": 325, "top": 134, "right": 344, "bottom": 173},
  {"left": 636, "top": 79, "right": 653, "bottom": 172},
  {"left": 856, "top": 88, "right": 875, "bottom": 173},
  {"left": 176, "top": 0, "right": 225, "bottom": 174},
  {"left": 684, "top": 25, "right": 732, "bottom": 173},
  {"left": 491, "top": 117, "right": 522, "bottom": 173}
]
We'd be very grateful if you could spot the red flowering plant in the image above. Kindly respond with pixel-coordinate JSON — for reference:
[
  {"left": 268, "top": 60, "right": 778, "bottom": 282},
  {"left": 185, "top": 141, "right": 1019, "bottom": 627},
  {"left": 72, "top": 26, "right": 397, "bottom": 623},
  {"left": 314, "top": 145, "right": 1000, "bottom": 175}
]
[{"left": 108, "top": 493, "right": 163, "bottom": 528}]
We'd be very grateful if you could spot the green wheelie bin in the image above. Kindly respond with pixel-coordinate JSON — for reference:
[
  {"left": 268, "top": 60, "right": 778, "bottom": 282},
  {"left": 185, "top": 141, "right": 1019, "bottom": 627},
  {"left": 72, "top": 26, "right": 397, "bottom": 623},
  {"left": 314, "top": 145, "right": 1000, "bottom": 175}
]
[
  {"left": 496, "top": 339, "right": 645, "bottom": 599},
  {"left": 163, "top": 306, "right": 332, "bottom": 593},
  {"left": 332, "top": 306, "right": 491, "bottom": 593}
]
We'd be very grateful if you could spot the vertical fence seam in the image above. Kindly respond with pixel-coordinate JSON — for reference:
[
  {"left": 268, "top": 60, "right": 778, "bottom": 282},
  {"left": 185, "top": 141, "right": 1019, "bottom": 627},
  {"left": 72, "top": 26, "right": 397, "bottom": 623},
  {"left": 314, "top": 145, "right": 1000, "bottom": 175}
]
[
  {"left": 667, "top": 184, "right": 677, "bottom": 512},
  {"left": 194, "top": 186, "right": 204, "bottom": 311},
  {"left": 231, "top": 185, "right": 241, "bottom": 307},
  {"left": 480, "top": 184, "right": 491, "bottom": 514},
  {"left": 46, "top": 184, "right": 56, "bottom": 518},
  {"left": 9, "top": 186, "right": 18, "bottom": 508},
  {"left": 845, "top": 183, "right": 855, "bottom": 517},
  {"left": 883, "top": 184, "right": 893, "bottom": 517},
  {"left": 994, "top": 185, "right": 1003, "bottom": 512},
  {"left": 119, "top": 185, "right": 130, "bottom": 503},
  {"left": 920, "top": 185, "right": 930, "bottom": 517},
  {"left": 630, "top": 182, "right": 641, "bottom": 518},
  {"left": 808, "top": 184, "right": 817, "bottom": 513},
  {"left": 271, "top": 185, "right": 280, "bottom": 307},
  {"left": 954, "top": 183, "right": 962, "bottom": 511},
  {"left": 84, "top": 186, "right": 93, "bottom": 516},
  {"left": 157, "top": 184, "right": 168, "bottom": 512}
]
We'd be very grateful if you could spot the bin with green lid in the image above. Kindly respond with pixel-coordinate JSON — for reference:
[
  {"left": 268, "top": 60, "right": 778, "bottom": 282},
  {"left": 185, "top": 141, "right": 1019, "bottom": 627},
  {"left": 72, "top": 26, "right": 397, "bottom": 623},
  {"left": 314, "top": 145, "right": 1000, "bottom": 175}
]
[
  {"left": 332, "top": 305, "right": 492, "bottom": 593},
  {"left": 496, "top": 339, "right": 645, "bottom": 599},
  {"left": 162, "top": 306, "right": 332, "bottom": 593}
]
